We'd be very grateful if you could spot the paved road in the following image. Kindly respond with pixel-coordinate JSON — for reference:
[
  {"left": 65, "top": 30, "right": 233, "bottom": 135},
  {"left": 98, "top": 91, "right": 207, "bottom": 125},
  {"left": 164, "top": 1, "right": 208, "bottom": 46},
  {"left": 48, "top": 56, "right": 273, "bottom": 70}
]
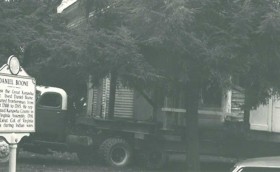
[{"left": 0, "top": 152, "right": 235, "bottom": 172}]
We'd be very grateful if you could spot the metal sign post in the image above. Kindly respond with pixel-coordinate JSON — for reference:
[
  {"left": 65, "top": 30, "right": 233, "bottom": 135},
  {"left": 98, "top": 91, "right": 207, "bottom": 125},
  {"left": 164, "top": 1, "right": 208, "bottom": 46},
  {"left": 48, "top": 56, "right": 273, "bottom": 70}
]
[
  {"left": 2, "top": 133, "right": 29, "bottom": 172},
  {"left": 0, "top": 55, "right": 36, "bottom": 172}
]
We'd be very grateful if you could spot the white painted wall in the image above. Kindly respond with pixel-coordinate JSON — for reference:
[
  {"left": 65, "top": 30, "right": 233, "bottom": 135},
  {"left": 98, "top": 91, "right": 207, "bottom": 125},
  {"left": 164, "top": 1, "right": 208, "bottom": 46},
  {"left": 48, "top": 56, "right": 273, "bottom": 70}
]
[
  {"left": 248, "top": 97, "right": 280, "bottom": 133},
  {"left": 250, "top": 99, "right": 272, "bottom": 132}
]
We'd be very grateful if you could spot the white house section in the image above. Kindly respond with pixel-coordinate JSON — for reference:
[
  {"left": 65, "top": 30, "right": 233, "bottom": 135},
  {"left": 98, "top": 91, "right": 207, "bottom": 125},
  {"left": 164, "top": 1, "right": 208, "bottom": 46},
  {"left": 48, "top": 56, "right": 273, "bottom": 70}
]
[
  {"left": 272, "top": 97, "right": 280, "bottom": 132},
  {"left": 250, "top": 99, "right": 272, "bottom": 132}
]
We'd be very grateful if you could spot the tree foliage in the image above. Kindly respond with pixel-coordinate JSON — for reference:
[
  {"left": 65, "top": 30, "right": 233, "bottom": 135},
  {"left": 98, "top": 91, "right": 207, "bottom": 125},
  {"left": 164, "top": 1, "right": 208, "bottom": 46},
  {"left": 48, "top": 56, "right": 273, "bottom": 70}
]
[
  {"left": 3, "top": 0, "right": 280, "bottom": 118},
  {"left": 0, "top": 0, "right": 88, "bottom": 95},
  {"left": 119, "top": 0, "right": 280, "bottom": 107},
  {"left": 68, "top": 0, "right": 160, "bottom": 88}
]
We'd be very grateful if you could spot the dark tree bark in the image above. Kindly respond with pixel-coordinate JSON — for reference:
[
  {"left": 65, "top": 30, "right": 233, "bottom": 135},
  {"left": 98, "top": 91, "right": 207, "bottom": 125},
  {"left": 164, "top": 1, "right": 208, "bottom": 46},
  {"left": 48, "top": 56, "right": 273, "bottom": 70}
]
[
  {"left": 185, "top": 82, "right": 201, "bottom": 172},
  {"left": 243, "top": 89, "right": 250, "bottom": 130}
]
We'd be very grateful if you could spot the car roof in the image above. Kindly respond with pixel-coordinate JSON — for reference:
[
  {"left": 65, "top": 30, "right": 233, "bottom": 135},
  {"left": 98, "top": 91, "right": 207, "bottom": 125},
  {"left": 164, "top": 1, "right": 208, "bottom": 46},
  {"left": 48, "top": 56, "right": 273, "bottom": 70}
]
[
  {"left": 235, "top": 156, "right": 280, "bottom": 168},
  {"left": 36, "top": 86, "right": 66, "bottom": 95}
]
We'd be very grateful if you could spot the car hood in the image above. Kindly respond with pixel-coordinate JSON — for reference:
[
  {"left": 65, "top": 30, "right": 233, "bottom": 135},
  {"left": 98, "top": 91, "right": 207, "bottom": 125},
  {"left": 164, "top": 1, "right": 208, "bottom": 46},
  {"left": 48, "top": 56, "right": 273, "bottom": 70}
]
[{"left": 235, "top": 156, "right": 280, "bottom": 168}]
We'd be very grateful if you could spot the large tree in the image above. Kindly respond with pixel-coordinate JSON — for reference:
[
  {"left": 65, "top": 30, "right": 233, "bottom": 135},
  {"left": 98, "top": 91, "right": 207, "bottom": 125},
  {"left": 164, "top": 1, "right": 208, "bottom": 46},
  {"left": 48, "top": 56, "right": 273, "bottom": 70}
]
[
  {"left": 119, "top": 1, "right": 230, "bottom": 171},
  {"left": 70, "top": 0, "right": 280, "bottom": 170},
  {"left": 117, "top": 0, "right": 280, "bottom": 171}
]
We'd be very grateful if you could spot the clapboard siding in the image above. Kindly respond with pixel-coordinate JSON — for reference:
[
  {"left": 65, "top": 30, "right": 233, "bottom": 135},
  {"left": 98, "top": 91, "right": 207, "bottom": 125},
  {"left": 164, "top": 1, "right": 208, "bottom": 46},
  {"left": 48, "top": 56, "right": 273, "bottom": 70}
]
[
  {"left": 114, "top": 88, "right": 134, "bottom": 118},
  {"left": 93, "top": 77, "right": 134, "bottom": 119},
  {"left": 231, "top": 87, "right": 245, "bottom": 116}
]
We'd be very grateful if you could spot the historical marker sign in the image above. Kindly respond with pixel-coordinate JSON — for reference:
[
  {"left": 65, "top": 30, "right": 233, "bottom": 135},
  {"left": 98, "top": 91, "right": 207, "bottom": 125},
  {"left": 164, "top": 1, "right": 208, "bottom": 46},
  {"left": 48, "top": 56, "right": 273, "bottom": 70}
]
[
  {"left": 0, "top": 56, "right": 36, "bottom": 133},
  {"left": 0, "top": 55, "right": 35, "bottom": 172}
]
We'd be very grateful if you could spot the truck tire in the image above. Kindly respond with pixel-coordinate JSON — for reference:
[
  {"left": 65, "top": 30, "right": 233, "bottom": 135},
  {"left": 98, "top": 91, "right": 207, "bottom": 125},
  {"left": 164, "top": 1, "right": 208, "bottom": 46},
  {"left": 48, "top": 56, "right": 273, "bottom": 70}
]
[
  {"left": 99, "top": 138, "right": 131, "bottom": 168},
  {"left": 142, "top": 150, "right": 168, "bottom": 169}
]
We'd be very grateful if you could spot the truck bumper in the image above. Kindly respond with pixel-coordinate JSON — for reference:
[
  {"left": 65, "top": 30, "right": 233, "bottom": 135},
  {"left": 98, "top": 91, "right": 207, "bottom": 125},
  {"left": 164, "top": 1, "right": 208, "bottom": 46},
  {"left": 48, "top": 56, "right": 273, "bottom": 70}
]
[{"left": 66, "top": 135, "right": 93, "bottom": 147}]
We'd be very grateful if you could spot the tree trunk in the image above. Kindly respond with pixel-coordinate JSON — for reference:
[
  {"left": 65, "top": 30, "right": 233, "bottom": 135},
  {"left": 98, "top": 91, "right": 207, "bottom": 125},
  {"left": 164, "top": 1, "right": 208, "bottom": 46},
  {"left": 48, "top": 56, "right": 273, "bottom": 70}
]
[
  {"left": 152, "top": 87, "right": 159, "bottom": 122},
  {"left": 108, "top": 72, "right": 117, "bottom": 119},
  {"left": 185, "top": 82, "right": 200, "bottom": 172},
  {"left": 243, "top": 89, "right": 250, "bottom": 130},
  {"left": 86, "top": 75, "right": 94, "bottom": 116}
]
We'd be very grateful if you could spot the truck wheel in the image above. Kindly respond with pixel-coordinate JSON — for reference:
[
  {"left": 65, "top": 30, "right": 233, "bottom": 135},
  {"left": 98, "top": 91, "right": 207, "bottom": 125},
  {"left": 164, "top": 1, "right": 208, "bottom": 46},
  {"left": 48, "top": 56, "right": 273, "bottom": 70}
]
[
  {"left": 143, "top": 150, "right": 168, "bottom": 169},
  {"left": 99, "top": 138, "right": 131, "bottom": 168}
]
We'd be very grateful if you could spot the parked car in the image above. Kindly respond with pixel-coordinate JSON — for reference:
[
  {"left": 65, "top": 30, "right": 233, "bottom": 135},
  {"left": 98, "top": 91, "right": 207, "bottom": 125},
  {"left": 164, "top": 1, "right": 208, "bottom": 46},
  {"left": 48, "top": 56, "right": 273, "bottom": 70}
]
[
  {"left": 231, "top": 156, "right": 280, "bottom": 172},
  {"left": 0, "top": 138, "right": 9, "bottom": 163}
]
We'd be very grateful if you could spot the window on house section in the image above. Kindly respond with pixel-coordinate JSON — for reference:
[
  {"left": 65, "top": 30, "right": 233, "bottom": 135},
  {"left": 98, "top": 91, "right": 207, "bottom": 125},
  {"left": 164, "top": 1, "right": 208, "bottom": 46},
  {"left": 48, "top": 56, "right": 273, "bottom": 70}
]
[
  {"left": 199, "top": 83, "right": 222, "bottom": 110},
  {"left": 38, "top": 93, "right": 61, "bottom": 108}
]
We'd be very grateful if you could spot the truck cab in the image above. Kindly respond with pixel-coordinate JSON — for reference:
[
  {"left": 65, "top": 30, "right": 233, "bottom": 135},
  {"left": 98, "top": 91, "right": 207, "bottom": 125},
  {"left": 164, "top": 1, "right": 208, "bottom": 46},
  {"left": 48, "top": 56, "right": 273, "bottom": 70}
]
[
  {"left": 20, "top": 86, "right": 74, "bottom": 154},
  {"left": 34, "top": 86, "right": 69, "bottom": 142}
]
